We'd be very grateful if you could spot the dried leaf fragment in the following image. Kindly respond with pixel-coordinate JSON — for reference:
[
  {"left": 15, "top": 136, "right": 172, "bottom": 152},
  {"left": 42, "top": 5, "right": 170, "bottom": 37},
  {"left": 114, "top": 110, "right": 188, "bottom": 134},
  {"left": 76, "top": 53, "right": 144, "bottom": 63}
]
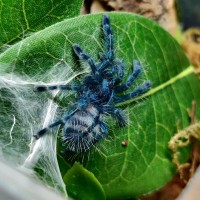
[
  {"left": 169, "top": 123, "right": 200, "bottom": 181},
  {"left": 182, "top": 28, "right": 200, "bottom": 73}
]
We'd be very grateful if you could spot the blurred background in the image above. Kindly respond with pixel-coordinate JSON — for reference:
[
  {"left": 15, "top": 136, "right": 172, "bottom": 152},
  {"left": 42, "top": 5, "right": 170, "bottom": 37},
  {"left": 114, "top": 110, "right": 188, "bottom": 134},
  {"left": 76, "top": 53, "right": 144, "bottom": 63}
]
[{"left": 177, "top": 0, "right": 200, "bottom": 30}]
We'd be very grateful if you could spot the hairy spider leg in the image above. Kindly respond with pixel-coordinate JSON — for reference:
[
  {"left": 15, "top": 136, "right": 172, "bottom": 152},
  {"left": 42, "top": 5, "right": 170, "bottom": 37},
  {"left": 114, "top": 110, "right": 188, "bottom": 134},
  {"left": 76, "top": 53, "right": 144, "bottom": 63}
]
[
  {"left": 99, "top": 52, "right": 107, "bottom": 61},
  {"left": 113, "top": 80, "right": 152, "bottom": 103},
  {"left": 115, "top": 60, "right": 142, "bottom": 93},
  {"left": 34, "top": 83, "right": 80, "bottom": 92},
  {"left": 34, "top": 109, "right": 78, "bottom": 139},
  {"left": 95, "top": 121, "right": 108, "bottom": 140},
  {"left": 113, "top": 60, "right": 125, "bottom": 85},
  {"left": 102, "top": 79, "right": 110, "bottom": 94},
  {"left": 34, "top": 119, "right": 63, "bottom": 139},
  {"left": 97, "top": 55, "right": 110, "bottom": 72},
  {"left": 73, "top": 44, "right": 97, "bottom": 74},
  {"left": 97, "top": 15, "right": 114, "bottom": 72},
  {"left": 102, "top": 106, "right": 127, "bottom": 127},
  {"left": 102, "top": 15, "right": 114, "bottom": 61}
]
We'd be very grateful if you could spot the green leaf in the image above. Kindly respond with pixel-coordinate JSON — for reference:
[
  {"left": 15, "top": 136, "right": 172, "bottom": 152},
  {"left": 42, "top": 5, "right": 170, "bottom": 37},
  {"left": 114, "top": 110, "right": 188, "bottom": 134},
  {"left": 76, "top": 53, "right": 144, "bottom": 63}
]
[
  {"left": 57, "top": 154, "right": 71, "bottom": 177},
  {"left": 0, "top": 0, "right": 83, "bottom": 50},
  {"left": 0, "top": 13, "right": 200, "bottom": 199},
  {"left": 63, "top": 162, "right": 106, "bottom": 200}
]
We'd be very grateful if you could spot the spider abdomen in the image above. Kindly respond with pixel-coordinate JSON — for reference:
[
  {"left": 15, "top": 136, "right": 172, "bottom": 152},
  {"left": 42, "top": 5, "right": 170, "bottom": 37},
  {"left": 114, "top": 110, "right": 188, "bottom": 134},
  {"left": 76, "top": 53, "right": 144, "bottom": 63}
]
[{"left": 62, "top": 105, "right": 108, "bottom": 152}]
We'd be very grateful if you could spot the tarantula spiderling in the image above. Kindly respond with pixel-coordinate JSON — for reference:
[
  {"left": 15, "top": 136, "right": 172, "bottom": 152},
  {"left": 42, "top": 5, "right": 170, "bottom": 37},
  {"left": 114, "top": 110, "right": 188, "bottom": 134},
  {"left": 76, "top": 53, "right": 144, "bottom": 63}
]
[{"left": 33, "top": 14, "right": 152, "bottom": 153}]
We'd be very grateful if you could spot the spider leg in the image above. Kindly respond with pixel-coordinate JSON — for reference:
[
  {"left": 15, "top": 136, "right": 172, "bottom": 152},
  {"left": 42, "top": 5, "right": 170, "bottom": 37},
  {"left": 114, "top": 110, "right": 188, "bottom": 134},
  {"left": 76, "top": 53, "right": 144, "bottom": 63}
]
[
  {"left": 96, "top": 15, "right": 114, "bottom": 71},
  {"left": 95, "top": 121, "right": 108, "bottom": 141},
  {"left": 99, "top": 52, "right": 107, "bottom": 61},
  {"left": 113, "top": 80, "right": 152, "bottom": 103},
  {"left": 103, "top": 106, "right": 127, "bottom": 127},
  {"left": 33, "top": 119, "right": 64, "bottom": 139},
  {"left": 73, "top": 44, "right": 97, "bottom": 74},
  {"left": 113, "top": 60, "right": 125, "bottom": 85},
  {"left": 102, "top": 15, "right": 114, "bottom": 61},
  {"left": 97, "top": 57, "right": 110, "bottom": 72},
  {"left": 34, "top": 83, "right": 80, "bottom": 92},
  {"left": 115, "top": 60, "right": 142, "bottom": 93},
  {"left": 99, "top": 121, "right": 108, "bottom": 134},
  {"left": 34, "top": 109, "right": 78, "bottom": 139},
  {"left": 102, "top": 79, "right": 110, "bottom": 95}
]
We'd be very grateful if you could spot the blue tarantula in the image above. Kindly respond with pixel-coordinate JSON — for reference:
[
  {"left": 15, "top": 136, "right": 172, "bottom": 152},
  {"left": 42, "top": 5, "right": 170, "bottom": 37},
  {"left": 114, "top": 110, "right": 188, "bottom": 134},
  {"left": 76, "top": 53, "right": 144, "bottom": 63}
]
[{"left": 34, "top": 15, "right": 151, "bottom": 152}]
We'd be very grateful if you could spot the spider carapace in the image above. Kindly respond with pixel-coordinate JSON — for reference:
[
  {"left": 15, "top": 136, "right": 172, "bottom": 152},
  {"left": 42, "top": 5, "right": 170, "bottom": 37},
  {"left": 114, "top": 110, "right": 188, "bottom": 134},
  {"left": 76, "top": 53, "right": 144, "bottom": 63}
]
[{"left": 34, "top": 15, "right": 152, "bottom": 152}]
